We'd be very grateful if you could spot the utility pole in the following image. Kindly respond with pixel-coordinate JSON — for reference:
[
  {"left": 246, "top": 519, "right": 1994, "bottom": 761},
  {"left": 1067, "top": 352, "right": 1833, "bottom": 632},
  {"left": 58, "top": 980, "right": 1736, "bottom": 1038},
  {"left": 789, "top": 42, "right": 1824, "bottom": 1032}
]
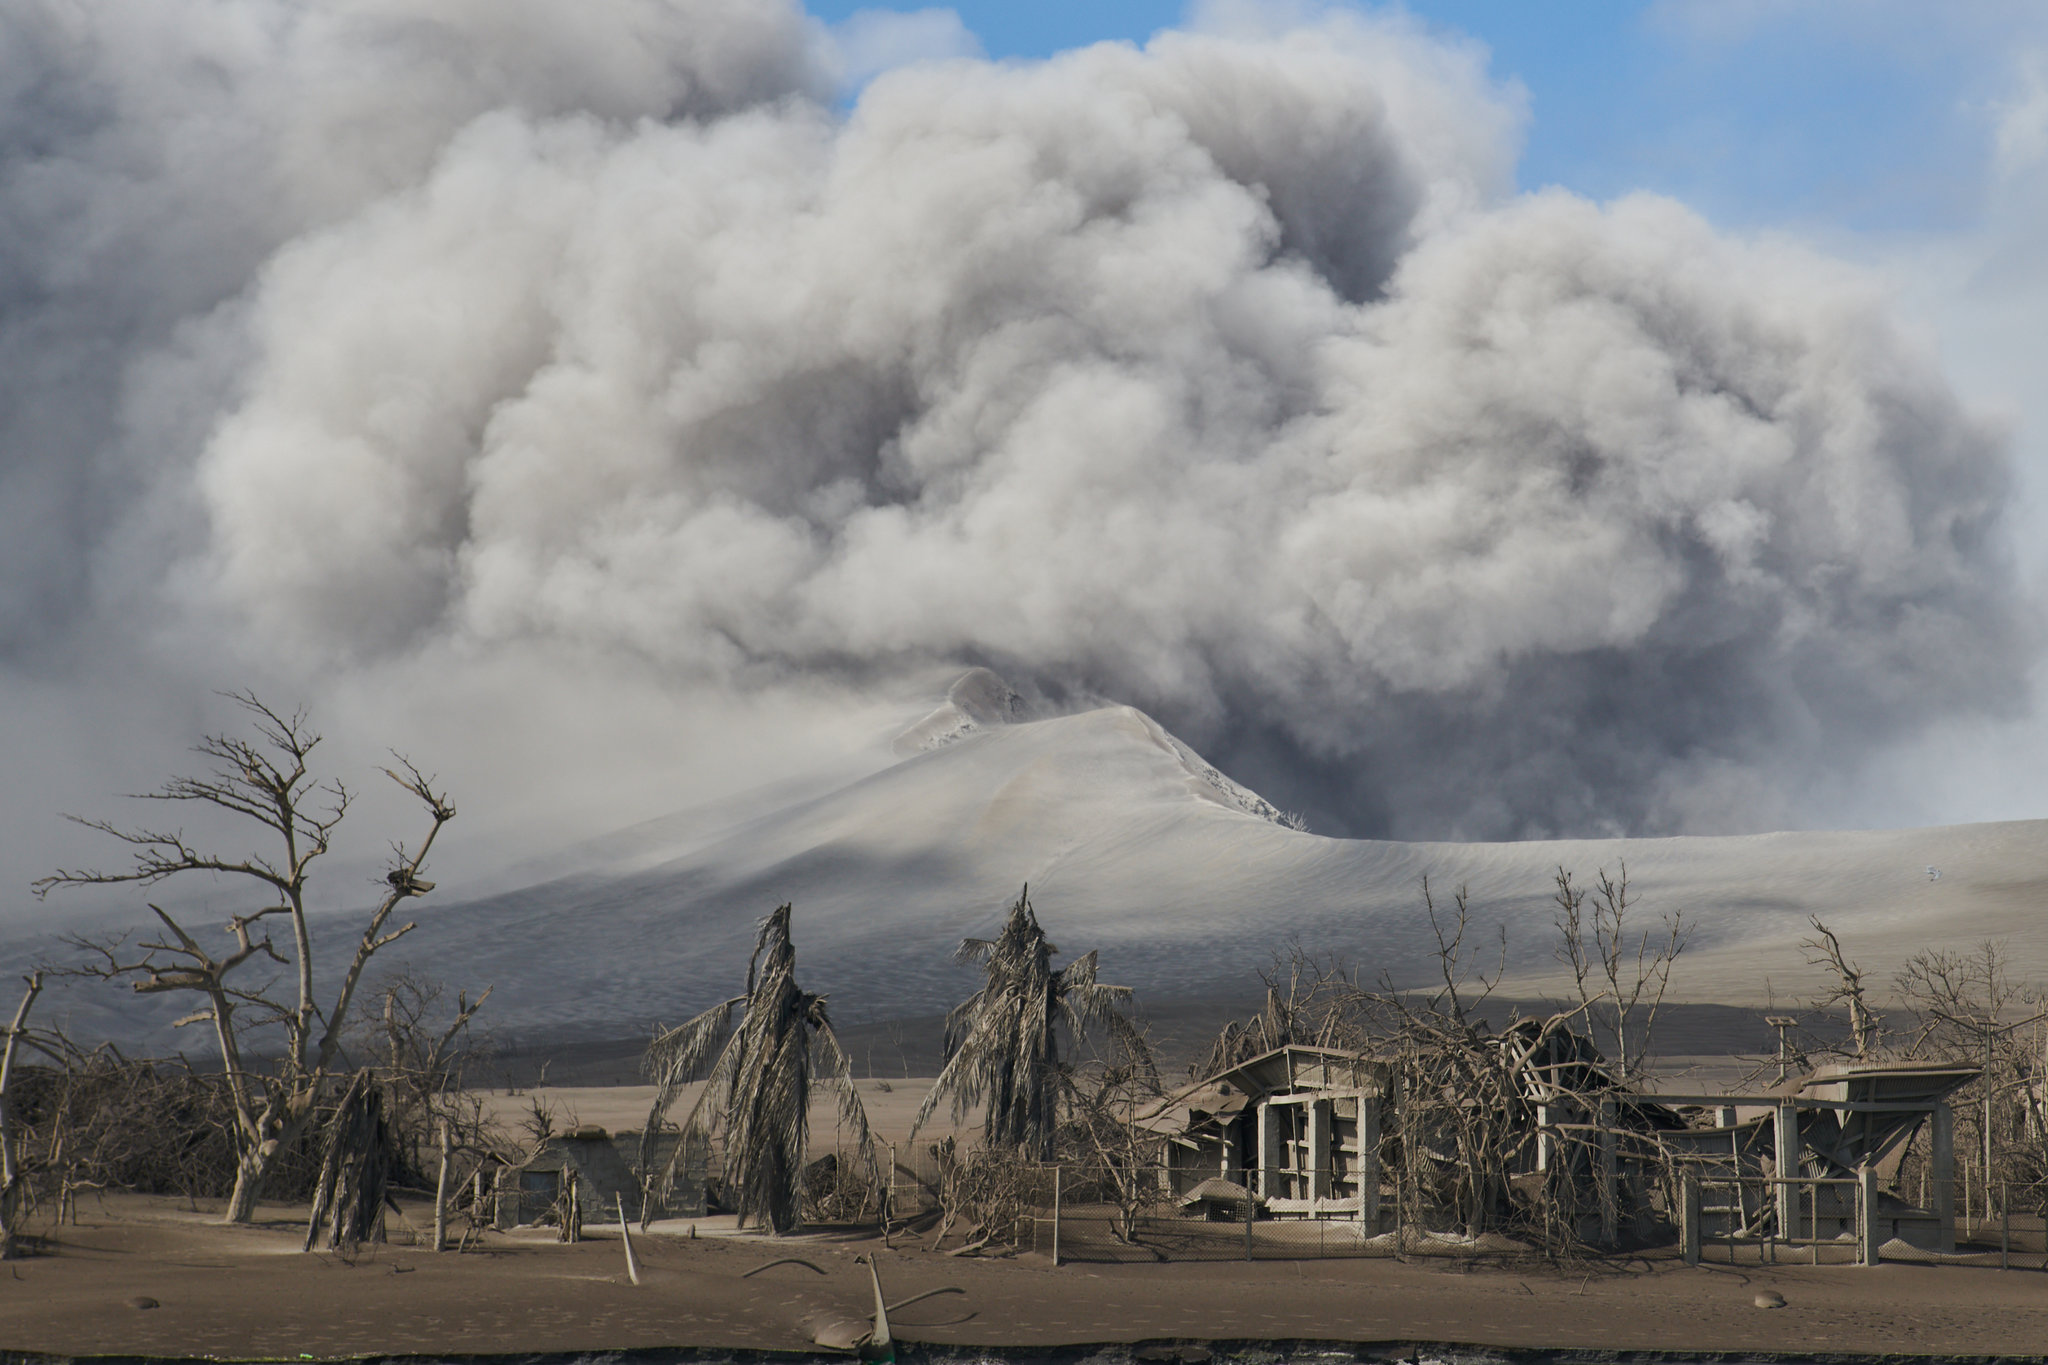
[
  {"left": 1766, "top": 1016, "right": 1799, "bottom": 1084},
  {"left": 1984, "top": 1027, "right": 1995, "bottom": 1226}
]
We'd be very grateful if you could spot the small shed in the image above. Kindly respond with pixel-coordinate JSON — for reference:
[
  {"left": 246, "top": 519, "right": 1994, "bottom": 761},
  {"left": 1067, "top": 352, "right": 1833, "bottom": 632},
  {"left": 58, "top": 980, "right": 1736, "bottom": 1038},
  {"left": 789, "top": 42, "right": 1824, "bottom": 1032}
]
[
  {"left": 494, "top": 1125, "right": 708, "bottom": 1228},
  {"left": 1659, "top": 1059, "right": 1980, "bottom": 1251}
]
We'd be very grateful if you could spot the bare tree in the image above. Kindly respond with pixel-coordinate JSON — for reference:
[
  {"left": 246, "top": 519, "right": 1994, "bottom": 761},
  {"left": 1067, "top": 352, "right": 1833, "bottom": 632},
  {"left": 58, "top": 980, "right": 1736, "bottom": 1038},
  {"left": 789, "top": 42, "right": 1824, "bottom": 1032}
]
[
  {"left": 1801, "top": 917, "right": 1880, "bottom": 1059},
  {"left": 1895, "top": 942, "right": 2040, "bottom": 1060},
  {"left": 1194, "top": 950, "right": 1357, "bottom": 1079},
  {"left": 1552, "top": 864, "right": 1686, "bottom": 1083},
  {"left": 33, "top": 692, "right": 455, "bottom": 1224},
  {"left": 639, "top": 904, "right": 871, "bottom": 1234},
  {"left": 910, "top": 886, "right": 1152, "bottom": 1161},
  {"left": 1357, "top": 879, "right": 1675, "bottom": 1254},
  {"left": 1894, "top": 941, "right": 2048, "bottom": 1213},
  {"left": 0, "top": 973, "right": 71, "bottom": 1256},
  {"left": 1368, "top": 880, "right": 1529, "bottom": 1240},
  {"left": 1060, "top": 1058, "right": 1167, "bottom": 1246},
  {"left": 923, "top": 1134, "right": 1037, "bottom": 1255},
  {"left": 357, "top": 973, "right": 493, "bottom": 1179},
  {"left": 18, "top": 1050, "right": 243, "bottom": 1217}
]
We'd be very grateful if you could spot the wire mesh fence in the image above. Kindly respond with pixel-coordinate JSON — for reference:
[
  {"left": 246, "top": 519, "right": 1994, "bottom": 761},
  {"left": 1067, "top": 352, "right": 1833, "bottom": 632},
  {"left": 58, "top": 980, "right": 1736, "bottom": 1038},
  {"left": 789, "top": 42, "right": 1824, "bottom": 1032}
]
[
  {"left": 1899, "top": 1179, "right": 2048, "bottom": 1270},
  {"left": 870, "top": 1158, "right": 2048, "bottom": 1268},
  {"left": 1684, "top": 1171, "right": 2048, "bottom": 1270},
  {"left": 750, "top": 1138, "right": 2048, "bottom": 1270}
]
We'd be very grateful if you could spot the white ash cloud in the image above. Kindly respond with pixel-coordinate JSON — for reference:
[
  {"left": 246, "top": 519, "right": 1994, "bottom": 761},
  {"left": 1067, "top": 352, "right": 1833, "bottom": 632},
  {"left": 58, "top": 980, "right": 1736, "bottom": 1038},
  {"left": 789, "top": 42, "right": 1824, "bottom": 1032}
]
[{"left": 0, "top": 0, "right": 2030, "bottom": 849}]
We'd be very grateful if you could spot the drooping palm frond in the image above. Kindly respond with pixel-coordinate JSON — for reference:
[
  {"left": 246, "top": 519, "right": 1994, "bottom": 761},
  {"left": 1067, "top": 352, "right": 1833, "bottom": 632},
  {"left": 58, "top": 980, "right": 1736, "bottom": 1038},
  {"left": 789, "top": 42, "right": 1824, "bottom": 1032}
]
[
  {"left": 638, "top": 994, "right": 741, "bottom": 1181},
  {"left": 640, "top": 904, "right": 871, "bottom": 1233},
  {"left": 1056, "top": 951, "right": 1156, "bottom": 1088},
  {"left": 911, "top": 886, "right": 1150, "bottom": 1160},
  {"left": 807, "top": 1003, "right": 872, "bottom": 1154}
]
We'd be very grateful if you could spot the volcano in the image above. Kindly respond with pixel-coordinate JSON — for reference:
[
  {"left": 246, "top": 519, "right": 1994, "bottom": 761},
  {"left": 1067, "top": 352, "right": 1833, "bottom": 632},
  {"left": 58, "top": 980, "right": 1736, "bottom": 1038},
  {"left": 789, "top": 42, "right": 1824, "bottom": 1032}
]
[
  {"left": 17, "top": 671, "right": 2047, "bottom": 1049},
  {"left": 389, "top": 673, "right": 2048, "bottom": 1042}
]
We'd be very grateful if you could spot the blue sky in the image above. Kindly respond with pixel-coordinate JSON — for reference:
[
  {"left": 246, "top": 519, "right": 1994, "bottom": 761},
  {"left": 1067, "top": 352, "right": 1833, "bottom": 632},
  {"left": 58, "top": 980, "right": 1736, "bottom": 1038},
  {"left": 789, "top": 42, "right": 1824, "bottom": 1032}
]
[{"left": 806, "top": 0, "right": 2037, "bottom": 238}]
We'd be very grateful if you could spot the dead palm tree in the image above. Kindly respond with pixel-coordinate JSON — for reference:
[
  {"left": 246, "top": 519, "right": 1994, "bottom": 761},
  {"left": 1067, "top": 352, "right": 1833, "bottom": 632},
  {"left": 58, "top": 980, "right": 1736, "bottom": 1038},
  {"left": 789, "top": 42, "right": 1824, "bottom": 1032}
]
[
  {"left": 910, "top": 886, "right": 1151, "bottom": 1160},
  {"left": 639, "top": 904, "right": 870, "bottom": 1233}
]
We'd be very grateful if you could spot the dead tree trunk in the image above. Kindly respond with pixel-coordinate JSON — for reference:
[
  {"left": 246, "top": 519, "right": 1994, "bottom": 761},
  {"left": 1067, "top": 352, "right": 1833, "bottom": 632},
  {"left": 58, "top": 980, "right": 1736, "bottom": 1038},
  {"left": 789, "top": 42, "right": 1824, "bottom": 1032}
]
[
  {"left": 433, "top": 1119, "right": 451, "bottom": 1253},
  {"left": 228, "top": 1136, "right": 281, "bottom": 1224},
  {"left": 560, "top": 1170, "right": 582, "bottom": 1243},
  {"left": 305, "top": 1070, "right": 393, "bottom": 1253},
  {"left": 0, "top": 973, "right": 46, "bottom": 1257}
]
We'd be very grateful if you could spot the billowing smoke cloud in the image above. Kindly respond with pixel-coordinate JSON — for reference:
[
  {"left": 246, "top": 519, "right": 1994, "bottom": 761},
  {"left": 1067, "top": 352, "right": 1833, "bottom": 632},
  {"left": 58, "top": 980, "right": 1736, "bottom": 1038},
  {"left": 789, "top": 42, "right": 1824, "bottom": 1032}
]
[{"left": 0, "top": 0, "right": 2030, "bottom": 858}]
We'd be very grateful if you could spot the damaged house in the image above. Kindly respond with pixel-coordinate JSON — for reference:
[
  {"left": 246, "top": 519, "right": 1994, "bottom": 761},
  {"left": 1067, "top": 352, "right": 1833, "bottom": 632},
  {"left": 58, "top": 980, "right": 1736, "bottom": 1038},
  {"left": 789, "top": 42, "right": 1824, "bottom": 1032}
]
[{"left": 1144, "top": 1044, "right": 1390, "bottom": 1221}]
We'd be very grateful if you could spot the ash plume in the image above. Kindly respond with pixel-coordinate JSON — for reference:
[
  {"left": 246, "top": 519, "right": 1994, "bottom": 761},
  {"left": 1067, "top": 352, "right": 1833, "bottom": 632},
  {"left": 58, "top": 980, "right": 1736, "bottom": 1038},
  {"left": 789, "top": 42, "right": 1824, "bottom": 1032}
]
[{"left": 0, "top": 0, "right": 2029, "bottom": 851}]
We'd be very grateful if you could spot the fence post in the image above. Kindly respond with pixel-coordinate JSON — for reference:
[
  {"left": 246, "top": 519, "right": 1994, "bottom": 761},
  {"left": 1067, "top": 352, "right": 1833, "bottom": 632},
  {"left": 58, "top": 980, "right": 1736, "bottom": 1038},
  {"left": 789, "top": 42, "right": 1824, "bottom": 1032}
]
[
  {"left": 1932, "top": 1100, "right": 1956, "bottom": 1252},
  {"left": 1961, "top": 1147, "right": 1972, "bottom": 1243},
  {"left": 1245, "top": 1168, "right": 1256, "bottom": 1263},
  {"left": 1598, "top": 1098, "right": 1619, "bottom": 1246},
  {"left": 2001, "top": 1180, "right": 2010, "bottom": 1270},
  {"left": 1857, "top": 1165, "right": 1878, "bottom": 1267},
  {"left": 1681, "top": 1170, "right": 1701, "bottom": 1267},
  {"left": 1051, "top": 1164, "right": 1061, "bottom": 1268},
  {"left": 1810, "top": 1176, "right": 1820, "bottom": 1265},
  {"left": 1393, "top": 1157, "right": 1406, "bottom": 1262}
]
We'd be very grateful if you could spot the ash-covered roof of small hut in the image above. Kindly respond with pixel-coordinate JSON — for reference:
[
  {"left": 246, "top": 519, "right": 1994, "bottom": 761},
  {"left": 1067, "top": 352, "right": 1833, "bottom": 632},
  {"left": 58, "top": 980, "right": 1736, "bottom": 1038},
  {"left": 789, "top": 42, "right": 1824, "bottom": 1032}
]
[{"left": 1140, "top": 1043, "right": 1389, "bottom": 1134}]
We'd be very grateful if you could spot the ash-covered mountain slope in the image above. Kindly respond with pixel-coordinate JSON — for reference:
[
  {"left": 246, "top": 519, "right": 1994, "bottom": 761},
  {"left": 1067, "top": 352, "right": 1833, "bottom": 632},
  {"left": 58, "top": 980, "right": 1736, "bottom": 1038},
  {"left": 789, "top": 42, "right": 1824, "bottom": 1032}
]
[
  {"left": 14, "top": 676, "right": 2045, "bottom": 1047},
  {"left": 387, "top": 684, "right": 2047, "bottom": 1043},
  {"left": 399, "top": 696, "right": 1331, "bottom": 1041}
]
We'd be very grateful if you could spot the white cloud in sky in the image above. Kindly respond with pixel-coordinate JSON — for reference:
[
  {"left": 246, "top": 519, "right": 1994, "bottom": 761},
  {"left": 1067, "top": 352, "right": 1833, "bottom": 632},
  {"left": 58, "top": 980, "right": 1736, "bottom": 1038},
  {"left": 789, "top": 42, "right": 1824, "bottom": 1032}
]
[
  {"left": 819, "top": 7, "right": 983, "bottom": 92},
  {"left": 1992, "top": 51, "right": 2048, "bottom": 178}
]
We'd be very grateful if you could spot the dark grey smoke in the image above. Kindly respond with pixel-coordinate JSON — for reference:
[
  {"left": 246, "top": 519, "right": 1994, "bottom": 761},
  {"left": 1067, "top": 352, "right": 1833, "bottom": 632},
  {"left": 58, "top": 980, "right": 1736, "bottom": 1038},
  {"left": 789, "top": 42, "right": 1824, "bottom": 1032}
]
[{"left": 0, "top": 0, "right": 2030, "bottom": 859}]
